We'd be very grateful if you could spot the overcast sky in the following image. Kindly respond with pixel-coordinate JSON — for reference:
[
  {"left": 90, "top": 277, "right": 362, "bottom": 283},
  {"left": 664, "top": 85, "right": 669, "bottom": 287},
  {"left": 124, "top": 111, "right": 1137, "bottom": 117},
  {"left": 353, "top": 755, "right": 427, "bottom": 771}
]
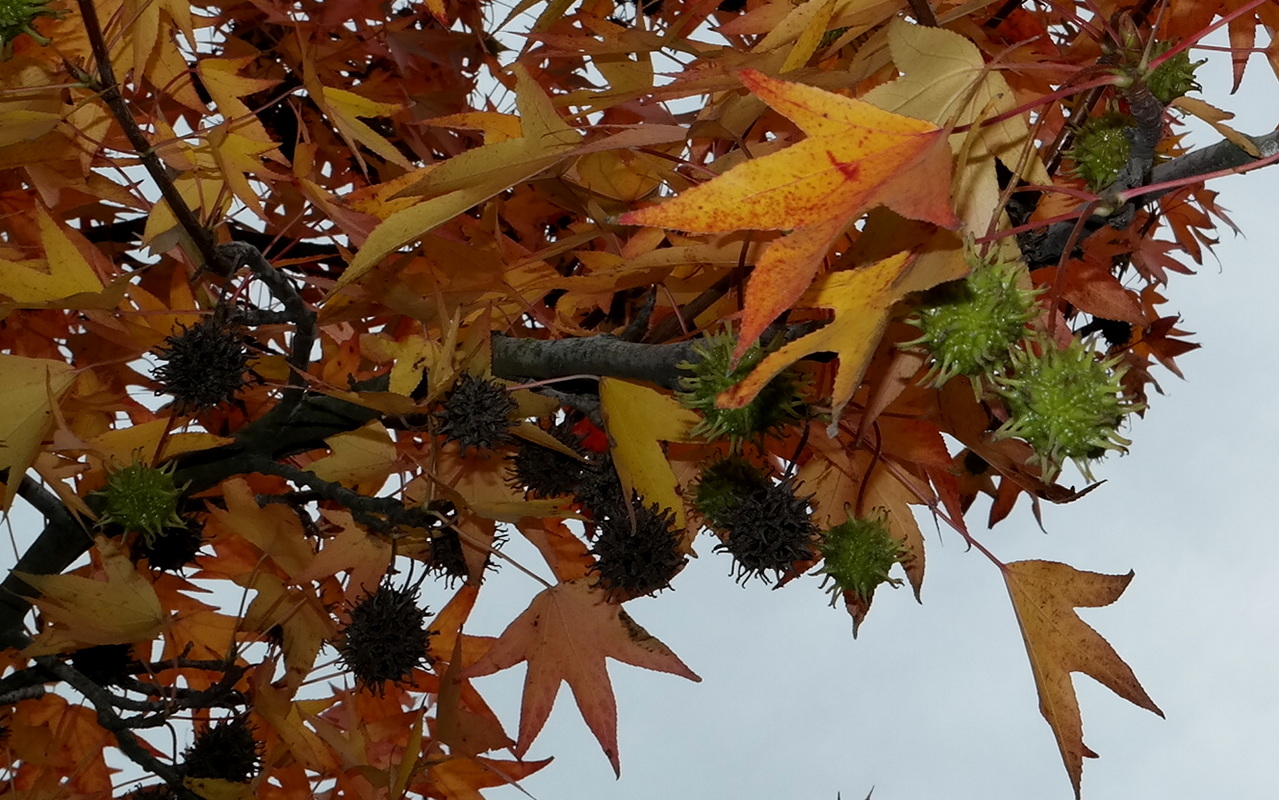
[{"left": 468, "top": 35, "right": 1279, "bottom": 800}]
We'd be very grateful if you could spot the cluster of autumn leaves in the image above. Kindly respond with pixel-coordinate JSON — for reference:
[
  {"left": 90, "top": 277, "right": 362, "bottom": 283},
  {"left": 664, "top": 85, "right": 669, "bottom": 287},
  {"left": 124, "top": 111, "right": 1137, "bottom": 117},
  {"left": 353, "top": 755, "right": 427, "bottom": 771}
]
[{"left": 0, "top": 0, "right": 1273, "bottom": 798}]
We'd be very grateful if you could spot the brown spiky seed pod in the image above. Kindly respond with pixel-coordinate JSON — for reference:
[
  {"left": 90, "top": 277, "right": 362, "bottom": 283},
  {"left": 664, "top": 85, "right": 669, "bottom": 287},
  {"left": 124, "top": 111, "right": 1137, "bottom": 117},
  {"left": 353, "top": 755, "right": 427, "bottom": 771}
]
[
  {"left": 436, "top": 373, "right": 518, "bottom": 453},
  {"left": 178, "top": 717, "right": 261, "bottom": 783},
  {"left": 510, "top": 417, "right": 587, "bottom": 498},
  {"left": 336, "top": 585, "right": 434, "bottom": 694},
  {"left": 152, "top": 317, "right": 252, "bottom": 412},
  {"left": 590, "top": 496, "right": 686, "bottom": 599},
  {"left": 712, "top": 480, "right": 818, "bottom": 584}
]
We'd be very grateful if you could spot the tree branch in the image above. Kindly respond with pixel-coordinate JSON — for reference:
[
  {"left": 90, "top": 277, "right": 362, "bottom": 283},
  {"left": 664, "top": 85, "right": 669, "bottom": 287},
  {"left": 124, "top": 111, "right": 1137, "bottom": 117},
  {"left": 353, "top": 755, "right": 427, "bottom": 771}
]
[
  {"left": 73, "top": 0, "right": 221, "bottom": 276},
  {"left": 1020, "top": 128, "right": 1279, "bottom": 266}
]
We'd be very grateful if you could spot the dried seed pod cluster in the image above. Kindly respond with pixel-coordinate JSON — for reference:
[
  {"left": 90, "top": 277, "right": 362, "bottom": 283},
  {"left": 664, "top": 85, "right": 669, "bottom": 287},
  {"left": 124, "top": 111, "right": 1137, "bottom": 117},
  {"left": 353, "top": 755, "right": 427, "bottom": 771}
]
[
  {"left": 336, "top": 584, "right": 434, "bottom": 694},
  {"left": 152, "top": 317, "right": 253, "bottom": 413},
  {"left": 589, "top": 496, "right": 686, "bottom": 599},
  {"left": 179, "top": 717, "right": 262, "bottom": 783},
  {"left": 695, "top": 458, "right": 817, "bottom": 584},
  {"left": 436, "top": 373, "right": 517, "bottom": 453}
]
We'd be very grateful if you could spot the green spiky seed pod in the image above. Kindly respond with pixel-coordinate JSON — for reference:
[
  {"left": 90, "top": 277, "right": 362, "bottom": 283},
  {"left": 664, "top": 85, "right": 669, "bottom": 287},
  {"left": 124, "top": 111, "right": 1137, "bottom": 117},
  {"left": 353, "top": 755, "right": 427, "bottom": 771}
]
[
  {"left": 994, "top": 337, "right": 1139, "bottom": 482},
  {"left": 0, "top": 0, "right": 65, "bottom": 58},
  {"left": 816, "top": 510, "right": 904, "bottom": 607},
  {"left": 436, "top": 373, "right": 517, "bottom": 454},
  {"left": 902, "top": 254, "right": 1041, "bottom": 389},
  {"left": 336, "top": 584, "right": 434, "bottom": 694},
  {"left": 1068, "top": 112, "right": 1135, "bottom": 191},
  {"left": 677, "top": 331, "right": 805, "bottom": 444},
  {"left": 179, "top": 717, "right": 262, "bottom": 783},
  {"left": 1148, "top": 44, "right": 1204, "bottom": 105},
  {"left": 95, "top": 461, "right": 187, "bottom": 546},
  {"left": 692, "top": 455, "right": 770, "bottom": 530}
]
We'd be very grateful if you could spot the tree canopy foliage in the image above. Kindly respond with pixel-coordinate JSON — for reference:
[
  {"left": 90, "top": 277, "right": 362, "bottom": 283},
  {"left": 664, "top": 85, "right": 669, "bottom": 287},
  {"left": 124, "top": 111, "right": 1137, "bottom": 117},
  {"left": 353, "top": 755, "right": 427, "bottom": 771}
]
[{"left": 0, "top": 0, "right": 1275, "bottom": 797}]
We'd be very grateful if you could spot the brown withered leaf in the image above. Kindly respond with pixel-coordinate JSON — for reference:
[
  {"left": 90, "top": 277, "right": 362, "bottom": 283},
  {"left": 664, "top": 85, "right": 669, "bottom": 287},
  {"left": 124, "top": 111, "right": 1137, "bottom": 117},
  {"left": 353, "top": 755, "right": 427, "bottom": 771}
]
[{"left": 1002, "top": 560, "right": 1163, "bottom": 798}]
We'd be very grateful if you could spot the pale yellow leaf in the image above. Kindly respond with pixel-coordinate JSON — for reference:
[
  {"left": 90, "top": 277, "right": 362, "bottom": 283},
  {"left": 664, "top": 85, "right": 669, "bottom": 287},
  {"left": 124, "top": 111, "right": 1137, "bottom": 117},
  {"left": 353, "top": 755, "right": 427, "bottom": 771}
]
[
  {"left": 599, "top": 378, "right": 700, "bottom": 529},
  {"left": 0, "top": 356, "right": 76, "bottom": 509},
  {"left": 307, "top": 421, "right": 398, "bottom": 491},
  {"left": 19, "top": 537, "right": 166, "bottom": 655}
]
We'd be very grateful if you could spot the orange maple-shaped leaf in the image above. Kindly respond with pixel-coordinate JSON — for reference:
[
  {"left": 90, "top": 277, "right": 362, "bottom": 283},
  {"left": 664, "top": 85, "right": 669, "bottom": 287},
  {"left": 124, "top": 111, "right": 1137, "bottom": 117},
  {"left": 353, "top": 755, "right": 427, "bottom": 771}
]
[
  {"left": 620, "top": 69, "right": 958, "bottom": 355},
  {"left": 1003, "top": 560, "right": 1163, "bottom": 798},
  {"left": 461, "top": 578, "right": 700, "bottom": 775}
]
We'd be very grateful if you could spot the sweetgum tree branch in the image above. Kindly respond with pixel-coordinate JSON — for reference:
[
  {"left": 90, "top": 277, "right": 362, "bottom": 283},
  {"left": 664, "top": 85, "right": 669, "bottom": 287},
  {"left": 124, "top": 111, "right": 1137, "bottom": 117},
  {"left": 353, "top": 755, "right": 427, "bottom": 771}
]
[
  {"left": 1021, "top": 128, "right": 1279, "bottom": 266},
  {"left": 73, "top": 0, "right": 221, "bottom": 276}
]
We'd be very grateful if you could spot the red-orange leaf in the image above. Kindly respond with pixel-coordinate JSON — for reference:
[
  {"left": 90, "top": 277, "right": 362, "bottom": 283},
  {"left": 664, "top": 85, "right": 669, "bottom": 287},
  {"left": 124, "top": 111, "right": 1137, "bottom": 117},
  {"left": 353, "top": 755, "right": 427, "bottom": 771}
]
[
  {"left": 1003, "top": 560, "right": 1163, "bottom": 798},
  {"left": 620, "top": 69, "right": 958, "bottom": 355},
  {"left": 461, "top": 578, "right": 700, "bottom": 775}
]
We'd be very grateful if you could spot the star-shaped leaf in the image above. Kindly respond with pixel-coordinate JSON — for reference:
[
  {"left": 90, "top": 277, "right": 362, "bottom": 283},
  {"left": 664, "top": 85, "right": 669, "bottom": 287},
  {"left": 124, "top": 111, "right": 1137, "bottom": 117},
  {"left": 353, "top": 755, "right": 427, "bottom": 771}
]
[
  {"left": 621, "top": 69, "right": 958, "bottom": 356},
  {"left": 1003, "top": 560, "right": 1163, "bottom": 798},
  {"left": 462, "top": 578, "right": 700, "bottom": 774}
]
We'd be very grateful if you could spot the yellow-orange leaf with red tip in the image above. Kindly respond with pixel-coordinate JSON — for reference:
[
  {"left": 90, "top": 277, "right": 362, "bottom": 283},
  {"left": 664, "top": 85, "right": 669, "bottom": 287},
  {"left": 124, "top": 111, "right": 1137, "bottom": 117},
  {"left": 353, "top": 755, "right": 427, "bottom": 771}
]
[
  {"left": 1003, "top": 560, "right": 1163, "bottom": 799},
  {"left": 620, "top": 69, "right": 958, "bottom": 356}
]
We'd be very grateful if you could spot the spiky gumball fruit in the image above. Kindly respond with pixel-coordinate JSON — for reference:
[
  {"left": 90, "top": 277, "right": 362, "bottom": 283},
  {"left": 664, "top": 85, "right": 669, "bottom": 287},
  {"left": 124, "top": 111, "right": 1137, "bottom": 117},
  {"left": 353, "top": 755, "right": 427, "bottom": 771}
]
[
  {"left": 69, "top": 643, "right": 135, "bottom": 687},
  {"left": 995, "top": 337, "right": 1139, "bottom": 481},
  {"left": 1148, "top": 43, "right": 1204, "bottom": 104},
  {"left": 816, "top": 511, "right": 904, "bottom": 607},
  {"left": 677, "top": 330, "right": 805, "bottom": 444},
  {"left": 903, "top": 253, "right": 1040, "bottom": 390},
  {"left": 0, "top": 0, "right": 65, "bottom": 57},
  {"left": 336, "top": 584, "right": 434, "bottom": 694},
  {"left": 1068, "top": 112, "right": 1135, "bottom": 191},
  {"left": 509, "top": 418, "right": 587, "bottom": 498},
  {"left": 692, "top": 455, "right": 770, "bottom": 530},
  {"left": 590, "top": 497, "right": 686, "bottom": 599},
  {"left": 135, "top": 516, "right": 204, "bottom": 570},
  {"left": 437, "top": 373, "right": 517, "bottom": 453},
  {"left": 152, "top": 317, "right": 252, "bottom": 413},
  {"left": 95, "top": 460, "right": 186, "bottom": 546},
  {"left": 712, "top": 479, "right": 817, "bottom": 584},
  {"left": 179, "top": 717, "right": 262, "bottom": 783}
]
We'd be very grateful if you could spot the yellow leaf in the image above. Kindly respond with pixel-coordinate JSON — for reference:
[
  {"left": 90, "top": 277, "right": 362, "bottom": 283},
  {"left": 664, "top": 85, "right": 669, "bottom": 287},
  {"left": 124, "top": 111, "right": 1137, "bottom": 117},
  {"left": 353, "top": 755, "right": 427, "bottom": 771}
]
[
  {"left": 620, "top": 69, "right": 957, "bottom": 355},
  {"left": 862, "top": 19, "right": 1052, "bottom": 228},
  {"left": 209, "top": 478, "right": 315, "bottom": 579},
  {"left": 319, "top": 86, "right": 412, "bottom": 170},
  {"left": 0, "top": 206, "right": 103, "bottom": 303},
  {"left": 89, "top": 417, "right": 232, "bottom": 466},
  {"left": 720, "top": 251, "right": 915, "bottom": 428},
  {"left": 307, "top": 421, "right": 397, "bottom": 492},
  {"left": 184, "top": 778, "right": 253, "bottom": 800},
  {"left": 332, "top": 65, "right": 581, "bottom": 293},
  {"left": 1003, "top": 560, "right": 1163, "bottom": 798},
  {"left": 19, "top": 537, "right": 166, "bottom": 655},
  {"left": 242, "top": 572, "right": 337, "bottom": 692},
  {"left": 427, "top": 111, "right": 524, "bottom": 143},
  {"left": 599, "top": 378, "right": 700, "bottom": 530},
  {"left": 1170, "top": 96, "right": 1262, "bottom": 157},
  {"left": 0, "top": 355, "right": 76, "bottom": 509},
  {"left": 195, "top": 57, "right": 282, "bottom": 146}
]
